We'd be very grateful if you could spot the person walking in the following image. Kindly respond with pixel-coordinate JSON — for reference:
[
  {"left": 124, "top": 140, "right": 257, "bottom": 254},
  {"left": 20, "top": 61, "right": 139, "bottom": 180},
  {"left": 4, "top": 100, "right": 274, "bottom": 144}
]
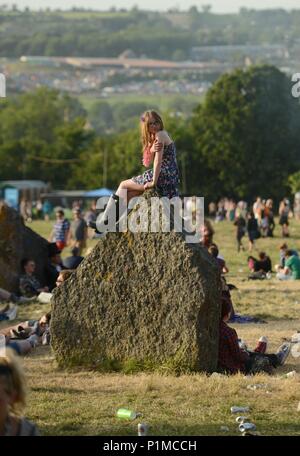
[
  {"left": 234, "top": 214, "right": 246, "bottom": 252},
  {"left": 48, "top": 209, "right": 70, "bottom": 251},
  {"left": 68, "top": 208, "right": 87, "bottom": 255}
]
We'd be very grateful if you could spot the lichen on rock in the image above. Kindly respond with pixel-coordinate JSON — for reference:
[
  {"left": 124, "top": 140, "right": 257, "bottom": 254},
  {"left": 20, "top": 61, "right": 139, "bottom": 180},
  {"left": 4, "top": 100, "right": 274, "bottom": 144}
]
[
  {"left": 0, "top": 203, "right": 49, "bottom": 292},
  {"left": 51, "top": 190, "right": 221, "bottom": 373}
]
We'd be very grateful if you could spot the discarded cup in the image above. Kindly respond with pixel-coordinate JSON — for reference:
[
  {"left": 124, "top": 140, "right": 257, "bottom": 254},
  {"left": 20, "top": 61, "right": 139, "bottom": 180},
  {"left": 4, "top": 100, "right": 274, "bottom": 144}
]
[
  {"left": 116, "top": 408, "right": 141, "bottom": 420},
  {"left": 220, "top": 426, "right": 229, "bottom": 432},
  {"left": 285, "top": 371, "right": 297, "bottom": 378},
  {"left": 138, "top": 423, "right": 149, "bottom": 436},
  {"left": 297, "top": 401, "right": 300, "bottom": 412},
  {"left": 210, "top": 372, "right": 224, "bottom": 378},
  {"left": 239, "top": 422, "right": 257, "bottom": 432},
  {"left": 236, "top": 416, "right": 248, "bottom": 424},
  {"left": 291, "top": 332, "right": 300, "bottom": 343},
  {"left": 247, "top": 384, "right": 266, "bottom": 390},
  {"left": 231, "top": 406, "right": 250, "bottom": 414}
]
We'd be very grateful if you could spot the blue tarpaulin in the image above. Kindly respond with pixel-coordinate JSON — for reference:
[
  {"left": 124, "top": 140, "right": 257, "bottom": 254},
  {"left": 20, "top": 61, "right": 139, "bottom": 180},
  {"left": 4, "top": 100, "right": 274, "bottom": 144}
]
[{"left": 84, "top": 188, "right": 114, "bottom": 198}]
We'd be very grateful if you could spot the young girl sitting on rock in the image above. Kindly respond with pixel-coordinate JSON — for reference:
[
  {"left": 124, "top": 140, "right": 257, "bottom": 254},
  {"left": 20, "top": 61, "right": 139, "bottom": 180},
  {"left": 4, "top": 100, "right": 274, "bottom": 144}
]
[{"left": 89, "top": 110, "right": 180, "bottom": 234}]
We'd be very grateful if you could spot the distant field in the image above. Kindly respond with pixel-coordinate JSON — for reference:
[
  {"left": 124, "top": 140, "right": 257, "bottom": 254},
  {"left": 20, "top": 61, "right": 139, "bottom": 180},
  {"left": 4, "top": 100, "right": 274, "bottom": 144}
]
[{"left": 79, "top": 93, "right": 203, "bottom": 114}]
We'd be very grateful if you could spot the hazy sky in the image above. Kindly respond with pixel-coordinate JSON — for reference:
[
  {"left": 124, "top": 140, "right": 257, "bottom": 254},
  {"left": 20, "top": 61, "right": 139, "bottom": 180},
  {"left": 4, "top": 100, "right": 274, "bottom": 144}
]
[{"left": 3, "top": 0, "right": 300, "bottom": 13}]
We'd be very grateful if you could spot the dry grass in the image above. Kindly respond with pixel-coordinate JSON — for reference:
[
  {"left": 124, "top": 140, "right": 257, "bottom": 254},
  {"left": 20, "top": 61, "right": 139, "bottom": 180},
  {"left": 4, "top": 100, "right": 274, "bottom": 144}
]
[
  {"left": 23, "top": 347, "right": 300, "bottom": 436},
  {"left": 1, "top": 217, "right": 300, "bottom": 435}
]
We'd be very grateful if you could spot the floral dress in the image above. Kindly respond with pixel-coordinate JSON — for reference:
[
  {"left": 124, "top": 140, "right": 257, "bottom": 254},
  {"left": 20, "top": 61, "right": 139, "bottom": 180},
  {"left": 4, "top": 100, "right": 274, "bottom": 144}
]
[{"left": 131, "top": 142, "right": 180, "bottom": 199}]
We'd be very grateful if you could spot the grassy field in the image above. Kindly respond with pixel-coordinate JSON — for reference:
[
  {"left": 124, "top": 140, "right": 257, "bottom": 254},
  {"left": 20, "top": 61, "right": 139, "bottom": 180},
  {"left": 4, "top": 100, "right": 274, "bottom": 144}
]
[
  {"left": 1, "top": 218, "right": 300, "bottom": 436},
  {"left": 78, "top": 93, "right": 203, "bottom": 116}
]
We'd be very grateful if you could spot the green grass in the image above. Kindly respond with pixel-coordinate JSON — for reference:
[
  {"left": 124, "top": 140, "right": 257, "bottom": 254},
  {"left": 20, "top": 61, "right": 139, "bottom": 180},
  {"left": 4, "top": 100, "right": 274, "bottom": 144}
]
[{"left": 1, "top": 217, "right": 300, "bottom": 435}]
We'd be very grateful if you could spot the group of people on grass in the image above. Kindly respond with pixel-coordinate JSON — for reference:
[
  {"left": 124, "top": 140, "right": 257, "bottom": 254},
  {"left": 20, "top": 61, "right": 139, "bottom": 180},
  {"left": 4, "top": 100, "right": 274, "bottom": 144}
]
[
  {"left": 0, "top": 239, "right": 83, "bottom": 356},
  {"left": 202, "top": 229, "right": 291, "bottom": 375},
  {"left": 0, "top": 111, "right": 295, "bottom": 436},
  {"left": 246, "top": 243, "right": 300, "bottom": 281},
  {"left": 211, "top": 196, "right": 293, "bottom": 240},
  {"left": 218, "top": 197, "right": 294, "bottom": 253}
]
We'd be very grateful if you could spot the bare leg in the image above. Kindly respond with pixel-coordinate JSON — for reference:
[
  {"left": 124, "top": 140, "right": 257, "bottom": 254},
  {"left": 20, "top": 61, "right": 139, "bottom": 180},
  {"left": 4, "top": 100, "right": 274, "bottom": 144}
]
[
  {"left": 116, "top": 179, "right": 144, "bottom": 204},
  {"left": 90, "top": 180, "right": 145, "bottom": 233},
  {"left": 127, "top": 189, "right": 144, "bottom": 204}
]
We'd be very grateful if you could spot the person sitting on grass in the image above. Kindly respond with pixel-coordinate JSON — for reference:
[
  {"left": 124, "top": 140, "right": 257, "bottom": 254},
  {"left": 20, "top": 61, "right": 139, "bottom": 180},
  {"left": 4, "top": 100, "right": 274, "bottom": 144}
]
[
  {"left": 276, "top": 243, "right": 298, "bottom": 270},
  {"left": 200, "top": 219, "right": 215, "bottom": 248},
  {"left": 208, "top": 244, "right": 229, "bottom": 275},
  {"left": 0, "top": 350, "right": 40, "bottom": 435},
  {"left": 62, "top": 246, "right": 84, "bottom": 270},
  {"left": 218, "top": 298, "right": 291, "bottom": 375},
  {"left": 0, "top": 313, "right": 51, "bottom": 340},
  {"left": 248, "top": 251, "right": 272, "bottom": 280},
  {"left": 276, "top": 250, "right": 300, "bottom": 281},
  {"left": 37, "top": 269, "right": 74, "bottom": 304},
  {"left": 0, "top": 287, "right": 32, "bottom": 305},
  {"left": 44, "top": 243, "right": 64, "bottom": 292},
  {"left": 19, "top": 258, "right": 49, "bottom": 298}
]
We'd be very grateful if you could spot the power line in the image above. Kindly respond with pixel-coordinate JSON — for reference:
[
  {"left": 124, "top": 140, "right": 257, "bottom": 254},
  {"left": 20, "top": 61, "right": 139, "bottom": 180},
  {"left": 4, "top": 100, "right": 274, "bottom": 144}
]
[{"left": 28, "top": 155, "right": 83, "bottom": 164}]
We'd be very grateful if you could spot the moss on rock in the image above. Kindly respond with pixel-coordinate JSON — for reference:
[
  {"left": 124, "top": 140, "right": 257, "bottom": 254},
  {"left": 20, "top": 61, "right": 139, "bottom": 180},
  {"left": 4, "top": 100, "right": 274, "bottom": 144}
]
[
  {"left": 0, "top": 203, "right": 49, "bottom": 291},
  {"left": 51, "top": 190, "right": 221, "bottom": 373}
]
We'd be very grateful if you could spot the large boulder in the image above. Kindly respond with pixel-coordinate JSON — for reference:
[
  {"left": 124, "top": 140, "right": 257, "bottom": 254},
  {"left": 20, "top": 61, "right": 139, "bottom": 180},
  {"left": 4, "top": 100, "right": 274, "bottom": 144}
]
[
  {"left": 0, "top": 203, "right": 49, "bottom": 292},
  {"left": 51, "top": 191, "right": 222, "bottom": 373}
]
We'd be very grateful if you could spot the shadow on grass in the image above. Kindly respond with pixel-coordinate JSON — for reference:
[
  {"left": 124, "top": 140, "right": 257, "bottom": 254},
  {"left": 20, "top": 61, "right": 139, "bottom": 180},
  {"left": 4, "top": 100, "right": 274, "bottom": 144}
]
[
  {"left": 38, "top": 421, "right": 300, "bottom": 436},
  {"left": 31, "top": 386, "right": 84, "bottom": 394}
]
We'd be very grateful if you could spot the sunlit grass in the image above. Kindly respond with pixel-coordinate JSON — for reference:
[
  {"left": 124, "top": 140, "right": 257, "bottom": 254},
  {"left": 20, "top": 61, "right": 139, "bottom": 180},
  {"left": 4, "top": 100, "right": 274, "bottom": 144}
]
[{"left": 1, "top": 217, "right": 300, "bottom": 435}]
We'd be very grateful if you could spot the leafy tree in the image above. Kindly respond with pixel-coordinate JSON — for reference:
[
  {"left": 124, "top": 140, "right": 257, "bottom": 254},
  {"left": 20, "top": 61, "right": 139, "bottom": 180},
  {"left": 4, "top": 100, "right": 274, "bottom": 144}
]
[
  {"left": 191, "top": 65, "right": 300, "bottom": 201},
  {"left": 89, "top": 101, "right": 114, "bottom": 134},
  {"left": 113, "top": 102, "right": 154, "bottom": 132},
  {"left": 0, "top": 88, "right": 93, "bottom": 187},
  {"left": 288, "top": 171, "right": 300, "bottom": 194},
  {"left": 70, "top": 129, "right": 142, "bottom": 190}
]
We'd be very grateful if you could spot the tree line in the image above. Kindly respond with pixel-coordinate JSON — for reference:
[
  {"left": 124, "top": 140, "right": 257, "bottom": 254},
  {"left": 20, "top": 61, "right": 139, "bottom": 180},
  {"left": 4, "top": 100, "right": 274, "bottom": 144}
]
[{"left": 1, "top": 8, "right": 300, "bottom": 60}]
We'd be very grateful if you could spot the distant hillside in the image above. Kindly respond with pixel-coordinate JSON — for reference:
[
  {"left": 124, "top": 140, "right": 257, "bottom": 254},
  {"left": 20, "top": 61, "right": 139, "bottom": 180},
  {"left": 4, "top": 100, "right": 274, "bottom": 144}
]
[{"left": 0, "top": 8, "right": 300, "bottom": 60}]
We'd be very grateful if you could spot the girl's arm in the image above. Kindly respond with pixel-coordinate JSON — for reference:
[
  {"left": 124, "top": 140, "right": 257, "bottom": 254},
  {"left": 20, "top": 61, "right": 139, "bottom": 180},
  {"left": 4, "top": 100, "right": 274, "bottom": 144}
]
[
  {"left": 152, "top": 142, "right": 163, "bottom": 185},
  {"left": 144, "top": 133, "right": 165, "bottom": 189}
]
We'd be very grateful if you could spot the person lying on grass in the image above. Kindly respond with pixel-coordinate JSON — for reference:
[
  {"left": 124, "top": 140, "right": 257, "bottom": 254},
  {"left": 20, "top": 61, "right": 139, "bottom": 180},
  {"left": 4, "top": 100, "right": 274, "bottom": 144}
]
[
  {"left": 1, "top": 314, "right": 51, "bottom": 356},
  {"left": 0, "top": 313, "right": 51, "bottom": 340},
  {"left": 218, "top": 297, "right": 291, "bottom": 375}
]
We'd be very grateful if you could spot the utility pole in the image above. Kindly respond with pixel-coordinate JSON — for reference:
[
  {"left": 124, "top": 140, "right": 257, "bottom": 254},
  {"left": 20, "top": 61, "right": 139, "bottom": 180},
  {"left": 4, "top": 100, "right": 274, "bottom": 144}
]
[
  {"left": 182, "top": 152, "right": 187, "bottom": 195},
  {"left": 103, "top": 147, "right": 107, "bottom": 188}
]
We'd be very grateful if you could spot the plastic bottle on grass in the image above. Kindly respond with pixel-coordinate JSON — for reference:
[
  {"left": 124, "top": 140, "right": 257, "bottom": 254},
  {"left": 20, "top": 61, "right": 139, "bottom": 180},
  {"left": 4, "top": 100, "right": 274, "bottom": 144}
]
[{"left": 116, "top": 408, "right": 141, "bottom": 420}]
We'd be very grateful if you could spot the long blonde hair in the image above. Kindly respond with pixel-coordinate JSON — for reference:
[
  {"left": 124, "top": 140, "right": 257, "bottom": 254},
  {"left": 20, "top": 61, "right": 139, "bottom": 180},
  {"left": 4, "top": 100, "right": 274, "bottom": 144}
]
[
  {"left": 0, "top": 349, "right": 27, "bottom": 416},
  {"left": 140, "top": 110, "right": 164, "bottom": 149}
]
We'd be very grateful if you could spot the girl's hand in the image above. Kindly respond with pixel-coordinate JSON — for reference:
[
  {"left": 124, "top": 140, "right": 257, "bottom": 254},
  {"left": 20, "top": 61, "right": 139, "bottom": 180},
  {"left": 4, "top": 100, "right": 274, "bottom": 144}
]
[
  {"left": 144, "top": 181, "right": 155, "bottom": 190},
  {"left": 154, "top": 140, "right": 163, "bottom": 153}
]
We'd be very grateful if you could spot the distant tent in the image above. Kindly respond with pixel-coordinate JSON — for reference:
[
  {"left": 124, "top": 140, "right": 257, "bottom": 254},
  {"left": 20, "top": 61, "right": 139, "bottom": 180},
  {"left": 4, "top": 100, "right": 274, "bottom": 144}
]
[{"left": 84, "top": 188, "right": 114, "bottom": 198}]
